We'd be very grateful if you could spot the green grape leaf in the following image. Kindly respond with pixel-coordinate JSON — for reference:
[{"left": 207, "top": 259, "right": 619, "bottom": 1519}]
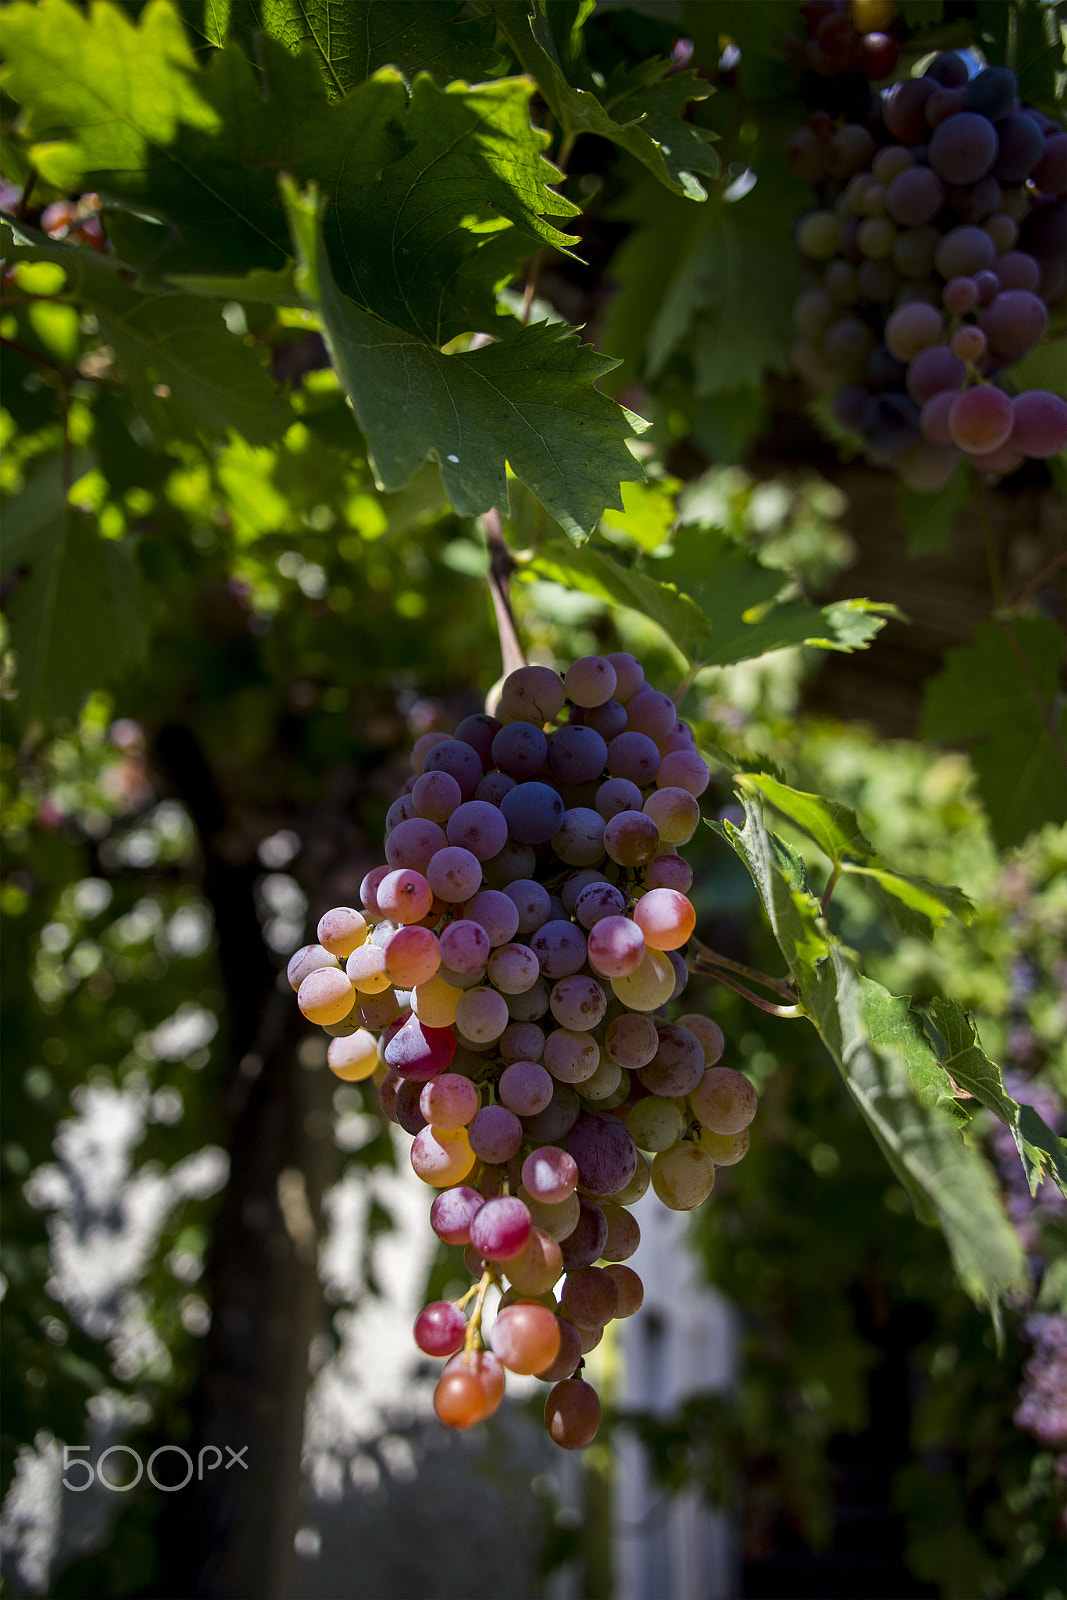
[
  {"left": 1017, "top": 1106, "right": 1067, "bottom": 1193},
  {"left": 484, "top": 0, "right": 718, "bottom": 199},
  {"left": 738, "top": 772, "right": 975, "bottom": 935},
  {"left": 897, "top": 466, "right": 973, "bottom": 555},
  {"left": 898, "top": 1, "right": 944, "bottom": 26},
  {"left": 229, "top": 0, "right": 501, "bottom": 93},
  {"left": 1, "top": 222, "right": 280, "bottom": 444},
  {"left": 599, "top": 478, "right": 681, "bottom": 553},
  {"left": 283, "top": 178, "right": 646, "bottom": 542},
  {"left": 920, "top": 618, "right": 1067, "bottom": 849},
  {"left": 1, "top": 461, "right": 147, "bottom": 728},
  {"left": 680, "top": 2, "right": 801, "bottom": 102},
  {"left": 524, "top": 542, "right": 710, "bottom": 661},
  {"left": 976, "top": 0, "right": 1066, "bottom": 115},
  {"left": 2, "top": 4, "right": 577, "bottom": 342},
  {"left": 719, "top": 789, "right": 1030, "bottom": 1313},
  {"left": 604, "top": 159, "right": 804, "bottom": 395}
]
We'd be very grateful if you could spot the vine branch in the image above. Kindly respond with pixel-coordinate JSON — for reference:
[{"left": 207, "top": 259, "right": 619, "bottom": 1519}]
[
  {"left": 687, "top": 937, "right": 798, "bottom": 1002},
  {"left": 482, "top": 507, "right": 526, "bottom": 678}
]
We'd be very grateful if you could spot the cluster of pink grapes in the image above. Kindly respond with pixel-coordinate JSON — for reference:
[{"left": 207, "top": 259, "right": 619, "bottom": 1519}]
[
  {"left": 286, "top": 654, "right": 758, "bottom": 1449},
  {"left": 787, "top": 27, "right": 1067, "bottom": 489}
]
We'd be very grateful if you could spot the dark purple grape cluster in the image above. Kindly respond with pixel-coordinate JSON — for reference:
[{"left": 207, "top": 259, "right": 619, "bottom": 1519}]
[
  {"left": 787, "top": 23, "right": 1067, "bottom": 489},
  {"left": 286, "top": 656, "right": 759, "bottom": 1448}
]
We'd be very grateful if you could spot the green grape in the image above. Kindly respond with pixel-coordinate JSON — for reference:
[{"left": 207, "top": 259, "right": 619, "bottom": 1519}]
[{"left": 651, "top": 1140, "right": 716, "bottom": 1210}]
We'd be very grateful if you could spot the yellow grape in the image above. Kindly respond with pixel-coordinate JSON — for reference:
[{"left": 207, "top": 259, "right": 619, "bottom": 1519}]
[
  {"left": 610, "top": 948, "right": 675, "bottom": 1011},
  {"left": 297, "top": 966, "right": 356, "bottom": 1026},
  {"left": 651, "top": 1140, "right": 716, "bottom": 1210},
  {"left": 326, "top": 1028, "right": 378, "bottom": 1081}
]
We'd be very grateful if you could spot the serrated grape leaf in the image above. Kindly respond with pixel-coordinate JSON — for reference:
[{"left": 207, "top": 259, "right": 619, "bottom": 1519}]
[
  {"left": 921, "top": 618, "right": 1067, "bottom": 849},
  {"left": 2, "top": 3, "right": 577, "bottom": 342},
  {"left": 604, "top": 158, "right": 804, "bottom": 395},
  {"left": 897, "top": 465, "right": 973, "bottom": 555},
  {"left": 738, "top": 772, "right": 975, "bottom": 936},
  {"left": 924, "top": 998, "right": 1065, "bottom": 1195},
  {"left": 599, "top": 478, "right": 681, "bottom": 552},
  {"left": 525, "top": 541, "right": 710, "bottom": 660},
  {"left": 483, "top": 0, "right": 717, "bottom": 199},
  {"left": 1, "top": 222, "right": 279, "bottom": 444},
  {"left": 282, "top": 178, "right": 645, "bottom": 541},
  {"left": 219, "top": 0, "right": 500, "bottom": 93},
  {"left": 719, "top": 789, "right": 1029, "bottom": 1313},
  {"left": 1, "top": 461, "right": 147, "bottom": 728}
]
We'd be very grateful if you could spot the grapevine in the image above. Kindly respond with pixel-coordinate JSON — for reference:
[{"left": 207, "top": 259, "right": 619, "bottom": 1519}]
[{"left": 288, "top": 653, "right": 757, "bottom": 1448}]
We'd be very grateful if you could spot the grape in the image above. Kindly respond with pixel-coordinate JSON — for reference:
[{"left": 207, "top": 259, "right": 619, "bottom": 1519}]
[
  {"left": 567, "top": 1113, "right": 638, "bottom": 1197},
  {"left": 387, "top": 818, "right": 448, "bottom": 872},
  {"left": 966, "top": 439, "right": 1024, "bottom": 475},
  {"left": 905, "top": 345, "right": 965, "bottom": 404},
  {"left": 359, "top": 865, "right": 391, "bottom": 918},
  {"left": 522, "top": 1144, "right": 579, "bottom": 1204},
  {"left": 383, "top": 1012, "right": 456, "bottom": 1081},
  {"left": 486, "top": 942, "right": 540, "bottom": 995},
  {"left": 545, "top": 1378, "right": 601, "bottom": 1449},
  {"left": 947, "top": 386, "right": 1014, "bottom": 454},
  {"left": 824, "top": 316, "right": 874, "bottom": 370},
  {"left": 627, "top": 1095, "right": 686, "bottom": 1152},
  {"left": 564, "top": 655, "right": 617, "bottom": 707},
  {"left": 469, "top": 1103, "right": 523, "bottom": 1163},
  {"left": 430, "top": 1185, "right": 484, "bottom": 1245},
  {"left": 639, "top": 1023, "right": 705, "bottom": 1097},
  {"left": 438, "top": 919, "right": 490, "bottom": 975},
  {"left": 327, "top": 1029, "right": 379, "bottom": 1082},
  {"left": 892, "top": 225, "right": 939, "bottom": 280},
  {"left": 860, "top": 392, "right": 921, "bottom": 454},
  {"left": 415, "top": 1301, "right": 466, "bottom": 1357},
  {"left": 580, "top": 699, "right": 629, "bottom": 742},
  {"left": 885, "top": 302, "right": 943, "bottom": 362},
  {"left": 435, "top": 1351, "right": 504, "bottom": 1428},
  {"left": 544, "top": 1027, "right": 601, "bottom": 1084},
  {"left": 828, "top": 122, "right": 877, "bottom": 178},
  {"left": 1032, "top": 133, "right": 1067, "bottom": 197},
  {"left": 491, "top": 721, "right": 548, "bottom": 780},
  {"left": 445, "top": 800, "right": 508, "bottom": 860},
  {"left": 924, "top": 51, "right": 969, "bottom": 90},
  {"left": 470, "top": 1195, "right": 532, "bottom": 1261},
  {"left": 453, "top": 712, "right": 501, "bottom": 767},
  {"left": 498, "top": 1025, "right": 544, "bottom": 1069},
  {"left": 692, "top": 1066, "right": 759, "bottom": 1134},
  {"left": 287, "top": 943, "right": 338, "bottom": 990},
  {"left": 420, "top": 1073, "right": 479, "bottom": 1130},
  {"left": 506, "top": 977, "right": 550, "bottom": 1023},
  {"left": 856, "top": 217, "right": 896, "bottom": 260},
  {"left": 579, "top": 1056, "right": 623, "bottom": 1102},
  {"left": 883, "top": 78, "right": 935, "bottom": 145},
  {"left": 934, "top": 224, "right": 996, "bottom": 281},
  {"left": 984, "top": 211, "right": 1018, "bottom": 253},
  {"left": 560, "top": 1265, "right": 619, "bottom": 1329},
  {"left": 359, "top": 988, "right": 403, "bottom": 1030},
  {"left": 411, "top": 732, "right": 449, "bottom": 773},
  {"left": 574, "top": 881, "right": 626, "bottom": 930},
  {"left": 1011, "top": 391, "right": 1067, "bottom": 458},
  {"left": 651, "top": 1140, "right": 717, "bottom": 1210},
  {"left": 632, "top": 887, "right": 696, "bottom": 951},
  {"left": 518, "top": 1184, "right": 581, "bottom": 1243},
  {"left": 796, "top": 208, "right": 840, "bottom": 260},
  {"left": 529, "top": 920, "right": 587, "bottom": 980},
  {"left": 504, "top": 1226, "right": 564, "bottom": 1296},
  {"left": 501, "top": 782, "right": 564, "bottom": 845},
  {"left": 559, "top": 1197, "right": 608, "bottom": 1269},
  {"left": 547, "top": 726, "right": 608, "bottom": 786},
  {"left": 886, "top": 167, "right": 945, "bottom": 228},
  {"left": 655, "top": 747, "right": 710, "bottom": 796},
  {"left": 605, "top": 1011, "right": 660, "bottom": 1069},
  {"left": 929, "top": 113, "right": 999, "bottom": 185},
  {"left": 788, "top": 126, "right": 828, "bottom": 184},
  {"left": 383, "top": 925, "right": 440, "bottom": 986},
  {"left": 925, "top": 86, "right": 964, "bottom": 128},
  {"left": 919, "top": 390, "right": 956, "bottom": 446},
  {"left": 460, "top": 890, "right": 517, "bottom": 948},
  {"left": 943, "top": 276, "right": 979, "bottom": 314},
  {"left": 377, "top": 868, "right": 433, "bottom": 925},
  {"left": 411, "top": 1124, "right": 475, "bottom": 1186},
  {"left": 497, "top": 664, "right": 566, "bottom": 724},
  {"left": 454, "top": 986, "right": 510, "bottom": 1044},
  {"left": 499, "top": 1059, "right": 553, "bottom": 1116},
  {"left": 586, "top": 916, "right": 646, "bottom": 979},
  {"left": 396, "top": 1080, "right": 429, "bottom": 1136},
  {"left": 865, "top": 344, "right": 907, "bottom": 389},
  {"left": 385, "top": 795, "right": 417, "bottom": 830},
  {"left": 550, "top": 975, "right": 608, "bottom": 1031},
  {"left": 610, "top": 947, "right": 676, "bottom": 1011},
  {"left": 606, "top": 731, "right": 661, "bottom": 785},
  {"left": 502, "top": 879, "right": 551, "bottom": 937},
  {"left": 345, "top": 944, "right": 391, "bottom": 994},
  {"left": 597, "top": 1205, "right": 639, "bottom": 1266},
  {"left": 604, "top": 811, "right": 660, "bottom": 867},
  {"left": 316, "top": 906, "right": 368, "bottom": 958},
  {"left": 426, "top": 845, "right": 482, "bottom": 902},
  {"left": 795, "top": 286, "right": 836, "bottom": 337},
  {"left": 963, "top": 67, "right": 1017, "bottom": 123},
  {"left": 698, "top": 1126, "right": 751, "bottom": 1166},
  {"left": 552, "top": 808, "right": 607, "bottom": 868},
  {"left": 995, "top": 252, "right": 1041, "bottom": 294},
  {"left": 492, "top": 1302, "right": 562, "bottom": 1375},
  {"left": 604, "top": 1265, "right": 643, "bottom": 1321},
  {"left": 298, "top": 966, "right": 356, "bottom": 1025},
  {"left": 411, "top": 974, "right": 463, "bottom": 1027},
  {"left": 872, "top": 145, "right": 912, "bottom": 185},
  {"left": 475, "top": 771, "right": 516, "bottom": 807},
  {"left": 950, "top": 325, "right": 986, "bottom": 364},
  {"left": 535, "top": 1318, "right": 582, "bottom": 1382},
  {"left": 979, "top": 289, "right": 1048, "bottom": 361},
  {"left": 423, "top": 739, "right": 483, "bottom": 799}
]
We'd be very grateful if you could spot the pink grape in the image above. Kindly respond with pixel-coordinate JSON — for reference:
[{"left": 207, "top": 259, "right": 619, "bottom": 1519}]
[
  {"left": 383, "top": 1012, "right": 456, "bottom": 1081},
  {"left": 420, "top": 1073, "right": 479, "bottom": 1130},
  {"left": 439, "top": 919, "right": 491, "bottom": 974},
  {"left": 1011, "top": 391, "right": 1067, "bottom": 458},
  {"left": 446, "top": 801, "right": 508, "bottom": 860},
  {"left": 625, "top": 689, "right": 678, "bottom": 741},
  {"left": 422, "top": 738, "right": 483, "bottom": 798},
  {"left": 469, "top": 1104, "right": 523, "bottom": 1163},
  {"left": 645, "top": 853, "right": 694, "bottom": 893},
  {"left": 656, "top": 748, "right": 710, "bottom": 796},
  {"left": 947, "top": 386, "right": 1014, "bottom": 454},
  {"left": 499, "top": 1059, "right": 554, "bottom": 1116},
  {"left": 386, "top": 818, "right": 448, "bottom": 872},
  {"left": 604, "top": 652, "right": 645, "bottom": 701},
  {"left": 465, "top": 889, "right": 520, "bottom": 946},
  {"left": 905, "top": 345, "right": 964, "bottom": 404},
  {"left": 564, "top": 655, "right": 617, "bottom": 707},
  {"left": 414, "top": 1301, "right": 467, "bottom": 1357},
  {"left": 430, "top": 1185, "right": 484, "bottom": 1245},
  {"left": 521, "top": 1145, "right": 580, "bottom": 1205},
  {"left": 469, "top": 1196, "right": 532, "bottom": 1262},
  {"left": 411, "top": 732, "right": 449, "bottom": 774},
  {"left": 587, "top": 915, "right": 646, "bottom": 978},
  {"left": 503, "top": 879, "right": 551, "bottom": 936},
  {"left": 426, "top": 846, "right": 483, "bottom": 902}
]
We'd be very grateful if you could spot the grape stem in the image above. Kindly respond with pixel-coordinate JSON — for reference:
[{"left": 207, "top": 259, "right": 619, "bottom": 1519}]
[
  {"left": 820, "top": 865, "right": 841, "bottom": 915},
  {"left": 672, "top": 664, "right": 700, "bottom": 706},
  {"left": 687, "top": 936, "right": 797, "bottom": 1000},
  {"left": 463, "top": 1267, "right": 495, "bottom": 1358},
  {"left": 481, "top": 507, "right": 527, "bottom": 678},
  {"left": 978, "top": 481, "right": 1067, "bottom": 778},
  {"left": 692, "top": 965, "right": 803, "bottom": 1017}
]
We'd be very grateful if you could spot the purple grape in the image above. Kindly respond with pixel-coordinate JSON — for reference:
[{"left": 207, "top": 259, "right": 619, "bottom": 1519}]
[
  {"left": 575, "top": 881, "right": 626, "bottom": 929},
  {"left": 502, "top": 879, "right": 552, "bottom": 936},
  {"left": 991, "top": 113, "right": 1045, "bottom": 183},
  {"left": 560, "top": 1266, "right": 619, "bottom": 1329},
  {"left": 978, "top": 290, "right": 1048, "bottom": 361},
  {"left": 553, "top": 808, "right": 607, "bottom": 868},
  {"left": 560, "top": 868, "right": 607, "bottom": 916},
  {"left": 501, "top": 782, "right": 565, "bottom": 844},
  {"left": 929, "top": 113, "right": 999, "bottom": 185},
  {"left": 934, "top": 225, "right": 996, "bottom": 280},
  {"left": 413, "top": 769, "right": 463, "bottom": 823},
  {"left": 491, "top": 721, "right": 549, "bottom": 779},
  {"left": 548, "top": 725, "right": 609, "bottom": 785},
  {"left": 474, "top": 771, "right": 516, "bottom": 806},
  {"left": 439, "top": 919, "right": 491, "bottom": 974},
  {"left": 924, "top": 51, "right": 968, "bottom": 90},
  {"left": 860, "top": 392, "right": 921, "bottom": 453},
  {"left": 465, "top": 888, "right": 520, "bottom": 947},
  {"left": 606, "top": 731, "right": 661, "bottom": 785},
  {"left": 383, "top": 1013, "right": 456, "bottom": 1081},
  {"left": 595, "top": 777, "right": 645, "bottom": 820},
  {"left": 455, "top": 713, "right": 501, "bottom": 767},
  {"left": 963, "top": 67, "right": 1017, "bottom": 123},
  {"left": 431, "top": 1185, "right": 485, "bottom": 1244},
  {"left": 469, "top": 1196, "right": 532, "bottom": 1262},
  {"left": 566, "top": 1113, "right": 639, "bottom": 1197},
  {"left": 422, "top": 738, "right": 483, "bottom": 798},
  {"left": 637, "top": 1023, "right": 706, "bottom": 1097},
  {"left": 386, "top": 817, "right": 448, "bottom": 872},
  {"left": 499, "top": 1059, "right": 554, "bottom": 1116},
  {"left": 580, "top": 699, "right": 628, "bottom": 740},
  {"left": 995, "top": 252, "right": 1041, "bottom": 294},
  {"left": 468, "top": 1103, "right": 523, "bottom": 1163},
  {"left": 905, "top": 345, "right": 965, "bottom": 404},
  {"left": 529, "top": 920, "right": 588, "bottom": 980},
  {"left": 559, "top": 1198, "right": 608, "bottom": 1271},
  {"left": 396, "top": 1079, "right": 429, "bottom": 1135},
  {"left": 943, "top": 276, "right": 979, "bottom": 314},
  {"left": 446, "top": 800, "right": 508, "bottom": 860},
  {"left": 886, "top": 166, "right": 945, "bottom": 227},
  {"left": 499, "top": 1021, "right": 545, "bottom": 1064},
  {"left": 523, "top": 1083, "right": 581, "bottom": 1142},
  {"left": 1032, "top": 133, "right": 1067, "bottom": 197},
  {"left": 1011, "top": 391, "right": 1067, "bottom": 458}
]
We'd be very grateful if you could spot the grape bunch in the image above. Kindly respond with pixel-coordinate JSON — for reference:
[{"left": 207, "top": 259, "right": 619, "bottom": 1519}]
[
  {"left": 286, "top": 654, "right": 758, "bottom": 1450},
  {"left": 786, "top": 10, "right": 1067, "bottom": 489}
]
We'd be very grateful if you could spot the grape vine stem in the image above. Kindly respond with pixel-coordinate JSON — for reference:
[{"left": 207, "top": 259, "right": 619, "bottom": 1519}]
[
  {"left": 463, "top": 1267, "right": 495, "bottom": 1359},
  {"left": 482, "top": 507, "right": 527, "bottom": 678},
  {"left": 687, "top": 938, "right": 800, "bottom": 1017}
]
